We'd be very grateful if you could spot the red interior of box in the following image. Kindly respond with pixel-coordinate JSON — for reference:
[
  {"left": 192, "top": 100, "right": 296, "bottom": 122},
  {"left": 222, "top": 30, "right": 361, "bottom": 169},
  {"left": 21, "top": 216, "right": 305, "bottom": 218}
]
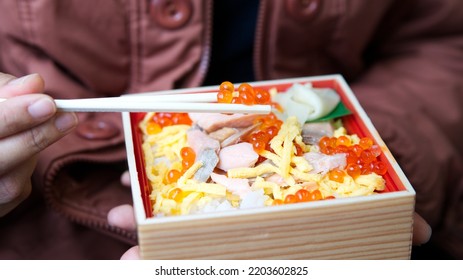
[{"left": 130, "top": 79, "right": 407, "bottom": 218}]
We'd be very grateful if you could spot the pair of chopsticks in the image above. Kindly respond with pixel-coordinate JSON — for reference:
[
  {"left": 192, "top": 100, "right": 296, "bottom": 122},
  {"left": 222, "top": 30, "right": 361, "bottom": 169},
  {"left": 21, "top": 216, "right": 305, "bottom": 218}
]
[{"left": 0, "top": 92, "right": 271, "bottom": 114}]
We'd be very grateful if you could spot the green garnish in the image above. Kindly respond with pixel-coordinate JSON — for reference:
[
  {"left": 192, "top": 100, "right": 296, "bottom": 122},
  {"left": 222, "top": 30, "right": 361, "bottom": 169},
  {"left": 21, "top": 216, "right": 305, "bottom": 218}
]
[{"left": 306, "top": 102, "right": 352, "bottom": 123}]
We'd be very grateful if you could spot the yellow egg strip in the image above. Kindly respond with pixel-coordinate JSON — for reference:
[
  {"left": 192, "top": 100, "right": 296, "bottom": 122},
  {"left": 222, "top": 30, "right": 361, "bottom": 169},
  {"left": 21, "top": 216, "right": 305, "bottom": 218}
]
[
  {"left": 159, "top": 198, "right": 177, "bottom": 214},
  {"left": 142, "top": 141, "right": 155, "bottom": 172},
  {"left": 181, "top": 182, "right": 227, "bottom": 197},
  {"left": 290, "top": 168, "right": 321, "bottom": 182},
  {"left": 227, "top": 163, "right": 280, "bottom": 179},
  {"left": 177, "top": 161, "right": 203, "bottom": 187},
  {"left": 292, "top": 156, "right": 312, "bottom": 173},
  {"left": 294, "top": 135, "right": 309, "bottom": 152},
  {"left": 317, "top": 173, "right": 386, "bottom": 198},
  {"left": 139, "top": 112, "right": 155, "bottom": 134},
  {"left": 252, "top": 179, "right": 283, "bottom": 200},
  {"left": 355, "top": 173, "right": 386, "bottom": 191},
  {"left": 281, "top": 185, "right": 303, "bottom": 197},
  {"left": 280, "top": 134, "right": 293, "bottom": 178},
  {"left": 153, "top": 192, "right": 163, "bottom": 213},
  {"left": 181, "top": 192, "right": 202, "bottom": 215},
  {"left": 259, "top": 150, "right": 281, "bottom": 165}
]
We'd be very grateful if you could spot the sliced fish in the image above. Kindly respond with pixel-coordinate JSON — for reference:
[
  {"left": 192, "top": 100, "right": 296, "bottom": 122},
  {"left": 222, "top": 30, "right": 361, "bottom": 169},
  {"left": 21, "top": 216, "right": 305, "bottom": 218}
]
[{"left": 194, "top": 148, "right": 219, "bottom": 182}]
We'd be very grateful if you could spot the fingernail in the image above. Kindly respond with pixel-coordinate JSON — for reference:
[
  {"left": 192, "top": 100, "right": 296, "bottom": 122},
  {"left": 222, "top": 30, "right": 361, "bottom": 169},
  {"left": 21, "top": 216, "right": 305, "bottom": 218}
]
[
  {"left": 8, "top": 73, "right": 39, "bottom": 86},
  {"left": 55, "top": 113, "right": 78, "bottom": 132},
  {"left": 28, "top": 98, "right": 56, "bottom": 119}
]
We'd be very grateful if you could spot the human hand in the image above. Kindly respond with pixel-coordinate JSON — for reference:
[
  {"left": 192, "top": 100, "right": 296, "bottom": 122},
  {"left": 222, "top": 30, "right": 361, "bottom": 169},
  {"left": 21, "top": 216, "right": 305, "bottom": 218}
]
[
  {"left": 108, "top": 171, "right": 140, "bottom": 260},
  {"left": 108, "top": 171, "right": 432, "bottom": 259},
  {"left": 0, "top": 73, "right": 78, "bottom": 216},
  {"left": 412, "top": 212, "right": 432, "bottom": 245}
]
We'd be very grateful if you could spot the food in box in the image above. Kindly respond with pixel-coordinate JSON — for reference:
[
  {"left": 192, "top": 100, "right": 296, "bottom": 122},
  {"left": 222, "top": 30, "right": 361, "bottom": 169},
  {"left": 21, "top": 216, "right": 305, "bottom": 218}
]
[{"left": 123, "top": 75, "right": 415, "bottom": 259}]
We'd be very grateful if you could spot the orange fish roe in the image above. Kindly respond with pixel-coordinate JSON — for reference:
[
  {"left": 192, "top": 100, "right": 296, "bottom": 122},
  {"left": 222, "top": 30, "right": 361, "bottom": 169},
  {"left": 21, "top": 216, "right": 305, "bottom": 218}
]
[
  {"left": 319, "top": 135, "right": 388, "bottom": 177},
  {"left": 165, "top": 169, "right": 182, "bottom": 184},
  {"left": 146, "top": 122, "right": 162, "bottom": 135},
  {"left": 295, "top": 189, "right": 311, "bottom": 202},
  {"left": 217, "top": 81, "right": 272, "bottom": 106},
  {"left": 165, "top": 147, "right": 196, "bottom": 185},
  {"left": 219, "top": 81, "right": 234, "bottom": 93},
  {"left": 244, "top": 113, "right": 284, "bottom": 153},
  {"left": 180, "top": 147, "right": 196, "bottom": 172},
  {"left": 272, "top": 199, "right": 284, "bottom": 206},
  {"left": 328, "top": 169, "right": 345, "bottom": 183},
  {"left": 168, "top": 188, "right": 184, "bottom": 203},
  {"left": 284, "top": 189, "right": 324, "bottom": 205},
  {"left": 217, "top": 90, "right": 233, "bottom": 103},
  {"left": 284, "top": 194, "right": 298, "bottom": 204},
  {"left": 148, "top": 112, "right": 192, "bottom": 131}
]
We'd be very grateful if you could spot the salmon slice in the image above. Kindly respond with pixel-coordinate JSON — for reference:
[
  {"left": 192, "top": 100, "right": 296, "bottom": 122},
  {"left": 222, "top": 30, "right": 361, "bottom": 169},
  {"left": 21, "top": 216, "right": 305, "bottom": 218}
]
[
  {"left": 208, "top": 127, "right": 238, "bottom": 142},
  {"left": 301, "top": 122, "right": 334, "bottom": 145},
  {"left": 210, "top": 173, "right": 250, "bottom": 199},
  {"left": 189, "top": 113, "right": 264, "bottom": 133},
  {"left": 217, "top": 142, "right": 259, "bottom": 172},
  {"left": 187, "top": 128, "right": 220, "bottom": 156},
  {"left": 303, "top": 152, "right": 346, "bottom": 175}
]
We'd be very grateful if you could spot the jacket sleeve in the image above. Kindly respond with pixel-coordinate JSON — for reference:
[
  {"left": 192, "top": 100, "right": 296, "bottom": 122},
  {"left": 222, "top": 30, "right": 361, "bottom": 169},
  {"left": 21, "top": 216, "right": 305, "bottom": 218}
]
[
  {"left": 350, "top": 0, "right": 463, "bottom": 257},
  {"left": 31, "top": 111, "right": 138, "bottom": 245}
]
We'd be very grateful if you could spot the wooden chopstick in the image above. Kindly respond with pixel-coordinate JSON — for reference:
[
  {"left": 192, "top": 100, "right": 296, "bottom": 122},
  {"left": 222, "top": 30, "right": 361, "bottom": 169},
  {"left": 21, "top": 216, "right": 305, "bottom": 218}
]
[{"left": 0, "top": 93, "right": 272, "bottom": 114}]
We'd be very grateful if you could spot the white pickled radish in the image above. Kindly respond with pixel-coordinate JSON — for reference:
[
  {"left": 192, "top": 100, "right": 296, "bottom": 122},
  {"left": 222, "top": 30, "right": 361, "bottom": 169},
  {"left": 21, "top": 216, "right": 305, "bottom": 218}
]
[{"left": 273, "top": 83, "right": 340, "bottom": 124}]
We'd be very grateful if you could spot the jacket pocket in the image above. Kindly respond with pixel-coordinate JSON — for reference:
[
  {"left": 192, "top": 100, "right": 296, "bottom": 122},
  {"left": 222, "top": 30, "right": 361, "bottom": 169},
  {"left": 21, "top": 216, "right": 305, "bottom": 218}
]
[{"left": 16, "top": 0, "right": 131, "bottom": 95}]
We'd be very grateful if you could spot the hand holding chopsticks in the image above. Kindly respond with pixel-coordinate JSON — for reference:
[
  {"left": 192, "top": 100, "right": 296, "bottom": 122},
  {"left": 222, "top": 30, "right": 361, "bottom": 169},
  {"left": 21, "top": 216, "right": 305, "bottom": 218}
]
[{"left": 0, "top": 92, "right": 272, "bottom": 114}]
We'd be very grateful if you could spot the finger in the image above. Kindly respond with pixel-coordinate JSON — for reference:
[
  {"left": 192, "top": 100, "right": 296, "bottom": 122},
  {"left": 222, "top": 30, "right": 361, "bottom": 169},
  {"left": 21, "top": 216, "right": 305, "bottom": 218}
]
[
  {"left": 0, "top": 112, "right": 78, "bottom": 172},
  {"left": 0, "top": 94, "right": 57, "bottom": 138},
  {"left": 107, "top": 204, "right": 137, "bottom": 231},
  {"left": 0, "top": 73, "right": 45, "bottom": 98},
  {"left": 120, "top": 170, "right": 131, "bottom": 187},
  {"left": 412, "top": 212, "right": 432, "bottom": 245},
  {"left": 120, "top": 246, "right": 140, "bottom": 260},
  {"left": 0, "top": 158, "right": 36, "bottom": 216},
  {"left": 0, "top": 73, "right": 16, "bottom": 86}
]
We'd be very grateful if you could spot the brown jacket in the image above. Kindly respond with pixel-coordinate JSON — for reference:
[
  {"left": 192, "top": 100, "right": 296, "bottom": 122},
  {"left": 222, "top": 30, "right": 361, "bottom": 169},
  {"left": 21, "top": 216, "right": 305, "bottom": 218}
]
[{"left": 0, "top": 0, "right": 462, "bottom": 259}]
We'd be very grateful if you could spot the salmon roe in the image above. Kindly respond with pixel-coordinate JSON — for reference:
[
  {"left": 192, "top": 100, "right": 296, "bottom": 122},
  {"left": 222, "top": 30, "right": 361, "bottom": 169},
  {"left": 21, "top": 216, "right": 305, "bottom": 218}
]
[
  {"left": 284, "top": 189, "right": 324, "bottom": 204},
  {"left": 216, "top": 81, "right": 272, "bottom": 106},
  {"left": 244, "top": 113, "right": 283, "bottom": 153},
  {"left": 319, "top": 135, "right": 388, "bottom": 177},
  {"left": 272, "top": 199, "right": 284, "bottom": 206},
  {"left": 329, "top": 169, "right": 345, "bottom": 183},
  {"left": 180, "top": 147, "right": 196, "bottom": 172},
  {"left": 219, "top": 81, "right": 234, "bottom": 93},
  {"left": 217, "top": 81, "right": 282, "bottom": 153},
  {"left": 165, "top": 169, "right": 182, "bottom": 184},
  {"left": 147, "top": 112, "right": 192, "bottom": 134},
  {"left": 284, "top": 194, "right": 298, "bottom": 204},
  {"left": 146, "top": 122, "right": 162, "bottom": 135},
  {"left": 165, "top": 147, "right": 196, "bottom": 183},
  {"left": 295, "top": 189, "right": 311, "bottom": 202},
  {"left": 168, "top": 188, "right": 183, "bottom": 202}
]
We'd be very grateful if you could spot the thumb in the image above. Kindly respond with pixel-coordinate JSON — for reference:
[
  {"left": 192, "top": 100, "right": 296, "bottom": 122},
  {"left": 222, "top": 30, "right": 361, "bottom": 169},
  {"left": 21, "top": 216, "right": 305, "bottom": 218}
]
[
  {"left": 413, "top": 212, "right": 432, "bottom": 245},
  {"left": 120, "top": 246, "right": 140, "bottom": 260}
]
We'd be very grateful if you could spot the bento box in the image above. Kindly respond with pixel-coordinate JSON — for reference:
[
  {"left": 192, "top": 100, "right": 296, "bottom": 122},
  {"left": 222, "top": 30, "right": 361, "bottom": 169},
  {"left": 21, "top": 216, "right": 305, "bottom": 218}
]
[{"left": 122, "top": 75, "right": 415, "bottom": 260}]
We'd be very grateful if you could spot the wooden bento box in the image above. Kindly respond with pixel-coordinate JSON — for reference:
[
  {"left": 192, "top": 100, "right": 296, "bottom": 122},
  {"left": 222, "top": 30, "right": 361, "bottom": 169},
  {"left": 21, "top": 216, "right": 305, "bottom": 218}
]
[{"left": 122, "top": 75, "right": 415, "bottom": 260}]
